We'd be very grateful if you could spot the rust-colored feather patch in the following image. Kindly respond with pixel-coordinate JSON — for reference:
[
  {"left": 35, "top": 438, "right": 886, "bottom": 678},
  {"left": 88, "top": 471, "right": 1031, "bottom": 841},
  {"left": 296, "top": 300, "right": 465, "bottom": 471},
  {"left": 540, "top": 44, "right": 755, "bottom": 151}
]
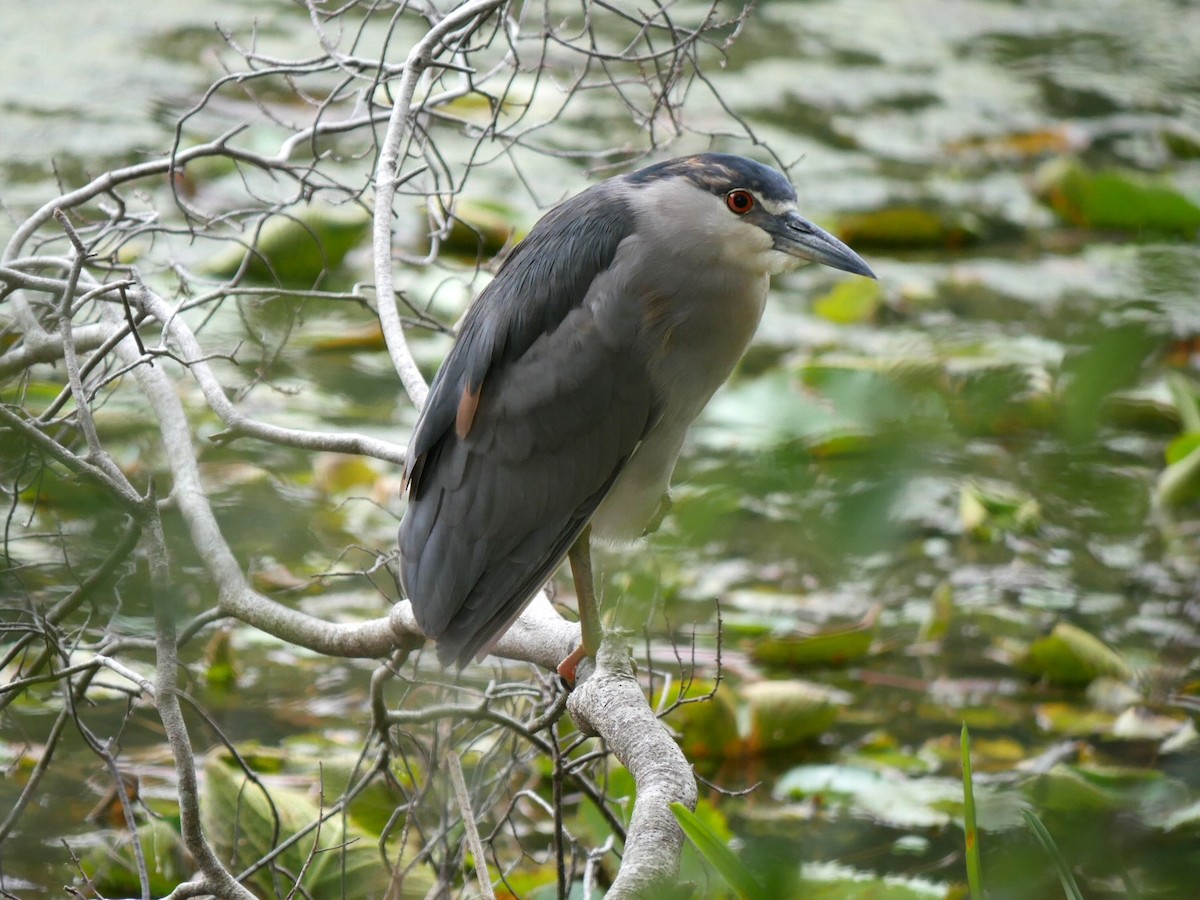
[{"left": 455, "top": 382, "right": 482, "bottom": 439}]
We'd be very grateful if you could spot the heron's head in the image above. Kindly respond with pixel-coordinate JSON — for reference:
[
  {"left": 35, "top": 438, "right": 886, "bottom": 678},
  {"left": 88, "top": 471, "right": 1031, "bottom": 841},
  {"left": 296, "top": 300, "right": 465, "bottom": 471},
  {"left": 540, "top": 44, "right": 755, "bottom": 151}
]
[{"left": 624, "top": 153, "right": 875, "bottom": 279}]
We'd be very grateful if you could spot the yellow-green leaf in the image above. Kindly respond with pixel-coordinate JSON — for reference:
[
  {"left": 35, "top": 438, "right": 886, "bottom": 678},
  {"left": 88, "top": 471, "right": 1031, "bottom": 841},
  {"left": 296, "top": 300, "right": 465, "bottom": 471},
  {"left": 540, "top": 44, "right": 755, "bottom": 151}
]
[{"left": 812, "top": 277, "right": 883, "bottom": 324}]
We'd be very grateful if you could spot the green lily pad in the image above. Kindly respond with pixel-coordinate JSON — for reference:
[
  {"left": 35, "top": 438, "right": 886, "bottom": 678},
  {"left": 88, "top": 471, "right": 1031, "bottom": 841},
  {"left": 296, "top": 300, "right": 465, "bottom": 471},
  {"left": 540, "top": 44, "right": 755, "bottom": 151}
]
[
  {"left": 751, "top": 607, "right": 878, "bottom": 668},
  {"left": 436, "top": 198, "right": 522, "bottom": 258},
  {"left": 1024, "top": 762, "right": 1175, "bottom": 817},
  {"left": 1017, "top": 622, "right": 1135, "bottom": 686},
  {"left": 739, "top": 679, "right": 848, "bottom": 753},
  {"left": 204, "top": 203, "right": 370, "bottom": 286},
  {"left": 799, "top": 861, "right": 950, "bottom": 898},
  {"left": 775, "top": 765, "right": 960, "bottom": 830},
  {"left": 202, "top": 751, "right": 428, "bottom": 898},
  {"left": 656, "top": 680, "right": 742, "bottom": 760},
  {"left": 1035, "top": 157, "right": 1200, "bottom": 236}
]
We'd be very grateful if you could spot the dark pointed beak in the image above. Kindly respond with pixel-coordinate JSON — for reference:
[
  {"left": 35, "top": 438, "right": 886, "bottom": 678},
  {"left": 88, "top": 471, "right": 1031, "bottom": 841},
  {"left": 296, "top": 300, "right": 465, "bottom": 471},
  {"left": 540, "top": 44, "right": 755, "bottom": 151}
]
[{"left": 773, "top": 212, "right": 875, "bottom": 279}]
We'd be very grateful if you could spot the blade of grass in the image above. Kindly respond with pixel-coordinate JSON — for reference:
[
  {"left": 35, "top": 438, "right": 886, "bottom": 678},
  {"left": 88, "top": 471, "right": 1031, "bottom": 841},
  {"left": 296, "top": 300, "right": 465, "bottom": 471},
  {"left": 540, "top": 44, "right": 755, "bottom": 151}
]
[
  {"left": 961, "top": 725, "right": 984, "bottom": 900},
  {"left": 670, "top": 802, "right": 769, "bottom": 900},
  {"left": 1022, "top": 809, "right": 1084, "bottom": 900}
]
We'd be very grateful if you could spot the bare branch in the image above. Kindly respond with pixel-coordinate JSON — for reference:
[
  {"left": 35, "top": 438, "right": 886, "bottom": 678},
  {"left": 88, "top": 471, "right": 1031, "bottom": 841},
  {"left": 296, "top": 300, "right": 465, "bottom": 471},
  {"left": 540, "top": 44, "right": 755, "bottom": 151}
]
[{"left": 568, "top": 635, "right": 698, "bottom": 898}]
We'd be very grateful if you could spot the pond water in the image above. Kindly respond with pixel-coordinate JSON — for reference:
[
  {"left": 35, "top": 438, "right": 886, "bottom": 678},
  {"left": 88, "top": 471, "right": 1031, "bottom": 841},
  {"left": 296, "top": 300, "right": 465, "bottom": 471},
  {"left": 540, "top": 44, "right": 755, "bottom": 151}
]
[{"left": 1, "top": 0, "right": 1198, "bottom": 897}]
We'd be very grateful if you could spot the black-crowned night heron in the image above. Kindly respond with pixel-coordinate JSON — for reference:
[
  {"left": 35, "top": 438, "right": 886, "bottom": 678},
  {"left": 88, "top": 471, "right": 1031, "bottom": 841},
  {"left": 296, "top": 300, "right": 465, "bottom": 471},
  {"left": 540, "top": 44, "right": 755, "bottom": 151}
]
[{"left": 399, "top": 153, "right": 874, "bottom": 676}]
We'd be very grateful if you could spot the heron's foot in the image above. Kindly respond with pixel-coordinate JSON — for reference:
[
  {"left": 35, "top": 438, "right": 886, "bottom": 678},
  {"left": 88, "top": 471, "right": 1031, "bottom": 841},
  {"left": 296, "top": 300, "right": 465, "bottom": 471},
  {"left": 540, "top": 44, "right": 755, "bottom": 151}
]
[{"left": 556, "top": 643, "right": 589, "bottom": 685}]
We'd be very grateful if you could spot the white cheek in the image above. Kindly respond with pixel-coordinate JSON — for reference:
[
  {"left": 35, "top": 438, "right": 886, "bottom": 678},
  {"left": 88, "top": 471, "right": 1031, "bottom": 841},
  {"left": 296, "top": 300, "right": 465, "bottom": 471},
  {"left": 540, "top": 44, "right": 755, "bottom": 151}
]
[
  {"left": 763, "top": 248, "right": 802, "bottom": 276},
  {"left": 721, "top": 220, "right": 777, "bottom": 269}
]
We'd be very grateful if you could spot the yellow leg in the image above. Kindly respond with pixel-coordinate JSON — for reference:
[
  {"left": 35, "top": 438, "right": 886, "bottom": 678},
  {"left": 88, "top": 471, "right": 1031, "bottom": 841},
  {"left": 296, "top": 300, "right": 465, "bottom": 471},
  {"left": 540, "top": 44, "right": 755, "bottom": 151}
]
[{"left": 557, "top": 526, "right": 601, "bottom": 683}]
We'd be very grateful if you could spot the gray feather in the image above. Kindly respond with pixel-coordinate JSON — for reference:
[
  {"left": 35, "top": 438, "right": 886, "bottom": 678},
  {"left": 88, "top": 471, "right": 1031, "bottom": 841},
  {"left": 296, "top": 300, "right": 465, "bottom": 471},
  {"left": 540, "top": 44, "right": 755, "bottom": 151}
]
[{"left": 399, "top": 182, "right": 657, "bottom": 666}]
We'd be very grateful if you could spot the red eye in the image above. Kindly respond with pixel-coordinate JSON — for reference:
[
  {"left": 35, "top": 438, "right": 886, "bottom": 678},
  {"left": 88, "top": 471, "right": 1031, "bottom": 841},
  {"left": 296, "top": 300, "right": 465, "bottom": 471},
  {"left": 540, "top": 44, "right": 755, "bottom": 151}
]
[{"left": 725, "top": 190, "right": 755, "bottom": 214}]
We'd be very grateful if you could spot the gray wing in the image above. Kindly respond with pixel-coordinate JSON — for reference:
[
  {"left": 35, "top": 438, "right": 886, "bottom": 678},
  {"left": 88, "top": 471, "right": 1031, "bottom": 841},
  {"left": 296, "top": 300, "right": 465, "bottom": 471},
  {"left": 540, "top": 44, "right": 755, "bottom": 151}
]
[{"left": 399, "top": 184, "right": 657, "bottom": 667}]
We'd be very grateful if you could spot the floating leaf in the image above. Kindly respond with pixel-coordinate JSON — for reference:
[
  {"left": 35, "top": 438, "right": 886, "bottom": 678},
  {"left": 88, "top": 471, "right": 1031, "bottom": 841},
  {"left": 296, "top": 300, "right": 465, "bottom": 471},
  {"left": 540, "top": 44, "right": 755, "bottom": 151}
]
[
  {"left": 946, "top": 126, "right": 1084, "bottom": 160},
  {"left": 799, "top": 861, "right": 951, "bottom": 898},
  {"left": 313, "top": 452, "right": 381, "bottom": 494},
  {"left": 436, "top": 198, "right": 521, "bottom": 257},
  {"left": 1034, "top": 157, "right": 1200, "bottom": 236},
  {"left": 1033, "top": 702, "right": 1115, "bottom": 737},
  {"left": 812, "top": 277, "right": 883, "bottom": 324},
  {"left": 305, "top": 320, "right": 386, "bottom": 353},
  {"left": 205, "top": 203, "right": 371, "bottom": 286},
  {"left": 202, "top": 751, "right": 426, "bottom": 898},
  {"left": 751, "top": 607, "right": 878, "bottom": 668},
  {"left": 1110, "top": 707, "right": 1189, "bottom": 742},
  {"left": 775, "top": 765, "right": 961, "bottom": 830},
  {"left": 1018, "top": 622, "right": 1134, "bottom": 686},
  {"left": 656, "top": 680, "right": 742, "bottom": 760},
  {"left": 739, "top": 680, "right": 848, "bottom": 753},
  {"left": 1024, "top": 763, "right": 1173, "bottom": 817},
  {"left": 1155, "top": 439, "right": 1200, "bottom": 507},
  {"left": 959, "top": 480, "right": 1041, "bottom": 541},
  {"left": 835, "top": 206, "right": 980, "bottom": 248}
]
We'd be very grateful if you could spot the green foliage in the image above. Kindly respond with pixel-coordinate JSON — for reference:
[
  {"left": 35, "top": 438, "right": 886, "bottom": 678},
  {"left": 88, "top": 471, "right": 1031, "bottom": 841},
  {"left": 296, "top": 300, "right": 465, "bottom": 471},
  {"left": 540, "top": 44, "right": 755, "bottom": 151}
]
[
  {"left": 960, "top": 726, "right": 983, "bottom": 900},
  {"left": 671, "top": 802, "right": 770, "bottom": 900},
  {"left": 1021, "top": 810, "right": 1085, "bottom": 900}
]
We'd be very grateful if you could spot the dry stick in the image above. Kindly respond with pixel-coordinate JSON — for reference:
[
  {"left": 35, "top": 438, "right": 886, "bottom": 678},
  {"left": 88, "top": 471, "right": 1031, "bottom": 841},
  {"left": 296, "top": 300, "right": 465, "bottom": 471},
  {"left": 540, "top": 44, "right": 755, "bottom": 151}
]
[
  {"left": 137, "top": 288, "right": 408, "bottom": 465},
  {"left": 372, "top": 0, "right": 508, "bottom": 409},
  {"left": 145, "top": 502, "right": 257, "bottom": 900},
  {"left": 51, "top": 210, "right": 143, "bottom": 507},
  {"left": 0, "top": 517, "right": 142, "bottom": 710},
  {"left": 0, "top": 707, "right": 70, "bottom": 841},
  {"left": 110, "top": 303, "right": 397, "bottom": 659},
  {"left": 447, "top": 750, "right": 496, "bottom": 900}
]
